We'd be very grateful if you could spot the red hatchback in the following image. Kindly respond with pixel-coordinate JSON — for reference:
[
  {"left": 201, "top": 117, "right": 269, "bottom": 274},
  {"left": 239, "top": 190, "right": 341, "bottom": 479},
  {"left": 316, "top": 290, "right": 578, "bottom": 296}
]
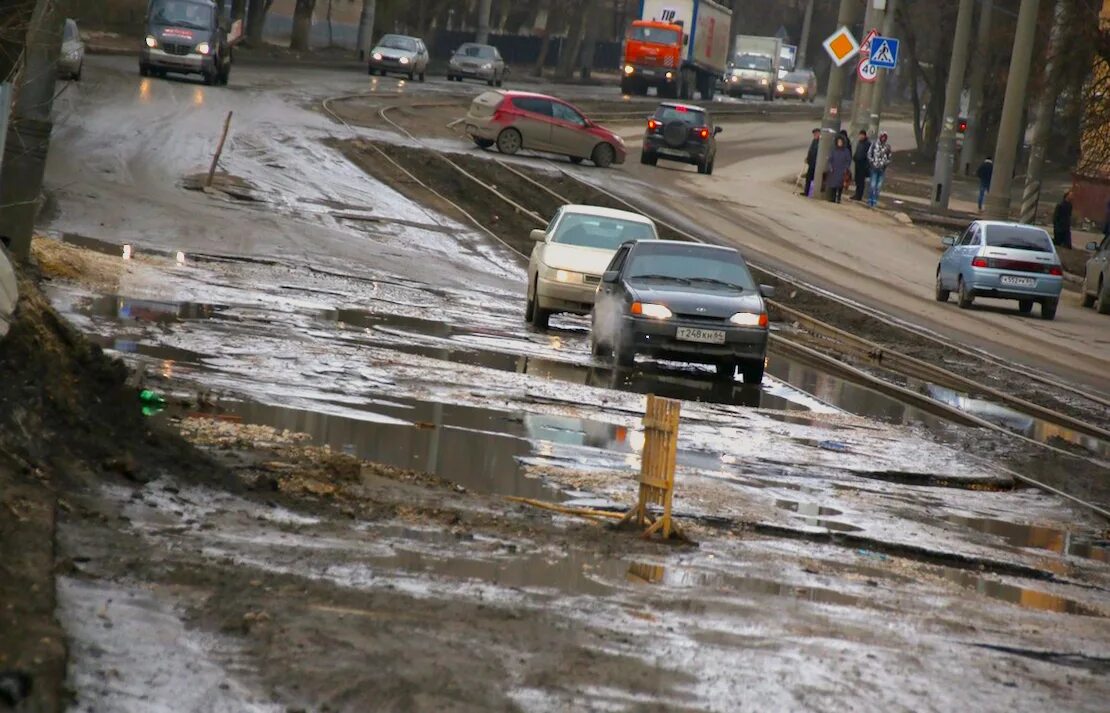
[{"left": 464, "top": 90, "right": 627, "bottom": 167}]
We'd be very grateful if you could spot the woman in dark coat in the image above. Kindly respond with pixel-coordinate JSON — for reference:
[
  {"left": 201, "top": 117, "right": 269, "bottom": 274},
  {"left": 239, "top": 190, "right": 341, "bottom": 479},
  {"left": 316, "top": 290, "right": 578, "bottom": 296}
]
[{"left": 827, "top": 135, "right": 853, "bottom": 203}]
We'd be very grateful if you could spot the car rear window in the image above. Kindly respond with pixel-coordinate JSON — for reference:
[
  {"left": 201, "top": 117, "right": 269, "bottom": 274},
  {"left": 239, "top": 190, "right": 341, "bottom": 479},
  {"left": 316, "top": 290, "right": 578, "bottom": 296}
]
[
  {"left": 984, "top": 225, "right": 1053, "bottom": 253},
  {"left": 469, "top": 91, "right": 505, "bottom": 117},
  {"left": 553, "top": 213, "right": 657, "bottom": 250},
  {"left": 627, "top": 245, "right": 756, "bottom": 290},
  {"left": 654, "top": 106, "right": 706, "bottom": 125}
]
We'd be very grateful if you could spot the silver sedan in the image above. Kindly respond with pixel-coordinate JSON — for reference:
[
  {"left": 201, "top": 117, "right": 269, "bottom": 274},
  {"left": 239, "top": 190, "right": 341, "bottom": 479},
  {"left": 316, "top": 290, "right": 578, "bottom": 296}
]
[
  {"left": 447, "top": 43, "right": 506, "bottom": 86},
  {"left": 368, "top": 34, "right": 428, "bottom": 82}
]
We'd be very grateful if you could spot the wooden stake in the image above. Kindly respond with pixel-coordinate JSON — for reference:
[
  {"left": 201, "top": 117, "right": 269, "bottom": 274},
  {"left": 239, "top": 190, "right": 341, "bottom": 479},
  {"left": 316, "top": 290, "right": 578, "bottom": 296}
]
[{"left": 206, "top": 110, "right": 233, "bottom": 188}]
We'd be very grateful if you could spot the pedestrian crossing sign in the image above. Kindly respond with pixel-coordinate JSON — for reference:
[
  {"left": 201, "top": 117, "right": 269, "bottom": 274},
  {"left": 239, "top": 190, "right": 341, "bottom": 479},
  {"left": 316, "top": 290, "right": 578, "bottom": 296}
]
[
  {"left": 868, "top": 37, "right": 899, "bottom": 69},
  {"left": 822, "top": 27, "right": 860, "bottom": 67}
]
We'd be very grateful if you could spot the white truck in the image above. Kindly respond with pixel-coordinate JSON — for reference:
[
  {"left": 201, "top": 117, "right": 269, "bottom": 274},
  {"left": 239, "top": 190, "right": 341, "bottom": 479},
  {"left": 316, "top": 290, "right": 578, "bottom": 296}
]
[
  {"left": 621, "top": 0, "right": 732, "bottom": 100},
  {"left": 727, "top": 35, "right": 783, "bottom": 101}
]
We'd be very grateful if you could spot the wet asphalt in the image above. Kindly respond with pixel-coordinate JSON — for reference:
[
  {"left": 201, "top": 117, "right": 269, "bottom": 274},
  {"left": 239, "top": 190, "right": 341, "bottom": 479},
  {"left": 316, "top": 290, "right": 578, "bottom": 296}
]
[{"left": 39, "top": 55, "right": 1110, "bottom": 711}]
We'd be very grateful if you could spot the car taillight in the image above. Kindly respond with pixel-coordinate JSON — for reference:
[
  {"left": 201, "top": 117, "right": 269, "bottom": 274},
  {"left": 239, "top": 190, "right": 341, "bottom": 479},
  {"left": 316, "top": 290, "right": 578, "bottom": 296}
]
[
  {"left": 647, "top": 119, "right": 660, "bottom": 131},
  {"left": 675, "top": 105, "right": 688, "bottom": 112},
  {"left": 958, "top": 120, "right": 968, "bottom": 132},
  {"left": 759, "top": 313, "right": 769, "bottom": 328},
  {"left": 972, "top": 257, "right": 989, "bottom": 268},
  {"left": 698, "top": 127, "right": 709, "bottom": 140},
  {"left": 1048, "top": 265, "right": 1063, "bottom": 276}
]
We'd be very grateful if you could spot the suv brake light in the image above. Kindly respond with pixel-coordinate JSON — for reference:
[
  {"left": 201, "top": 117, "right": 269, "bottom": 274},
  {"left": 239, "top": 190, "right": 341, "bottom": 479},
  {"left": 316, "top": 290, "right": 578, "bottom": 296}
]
[
  {"left": 971, "top": 257, "right": 988, "bottom": 268},
  {"left": 697, "top": 127, "right": 709, "bottom": 140},
  {"left": 647, "top": 118, "right": 660, "bottom": 131},
  {"left": 675, "top": 105, "right": 688, "bottom": 112}
]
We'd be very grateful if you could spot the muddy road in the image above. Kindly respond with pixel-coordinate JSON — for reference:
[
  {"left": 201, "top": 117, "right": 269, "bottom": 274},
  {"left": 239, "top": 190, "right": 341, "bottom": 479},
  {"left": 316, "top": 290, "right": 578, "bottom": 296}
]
[{"left": 21, "top": 56, "right": 1110, "bottom": 711}]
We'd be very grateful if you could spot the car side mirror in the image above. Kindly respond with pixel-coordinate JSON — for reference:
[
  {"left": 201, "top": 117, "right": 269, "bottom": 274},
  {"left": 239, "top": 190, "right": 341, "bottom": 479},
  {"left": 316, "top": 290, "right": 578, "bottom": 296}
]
[
  {"left": 942, "top": 236, "right": 957, "bottom": 247},
  {"left": 530, "top": 229, "right": 547, "bottom": 243},
  {"left": 602, "top": 271, "right": 619, "bottom": 284},
  {"left": 759, "top": 284, "right": 776, "bottom": 299},
  {"left": 714, "top": 126, "right": 722, "bottom": 135},
  {"left": 1087, "top": 241, "right": 1099, "bottom": 251}
]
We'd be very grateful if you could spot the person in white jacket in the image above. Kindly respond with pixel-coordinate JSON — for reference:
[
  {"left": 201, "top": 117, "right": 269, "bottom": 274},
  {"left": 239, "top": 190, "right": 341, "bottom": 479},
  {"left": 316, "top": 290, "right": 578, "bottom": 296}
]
[{"left": 867, "top": 132, "right": 893, "bottom": 208}]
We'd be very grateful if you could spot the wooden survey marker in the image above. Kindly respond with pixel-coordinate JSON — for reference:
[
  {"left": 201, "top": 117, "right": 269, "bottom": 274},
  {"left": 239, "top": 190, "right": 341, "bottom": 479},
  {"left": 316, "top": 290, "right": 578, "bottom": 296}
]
[{"left": 620, "top": 394, "right": 683, "bottom": 540}]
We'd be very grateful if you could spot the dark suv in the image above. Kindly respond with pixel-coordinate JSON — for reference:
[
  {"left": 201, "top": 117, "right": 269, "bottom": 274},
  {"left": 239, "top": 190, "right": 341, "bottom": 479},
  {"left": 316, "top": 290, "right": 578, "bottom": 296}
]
[{"left": 640, "top": 102, "right": 721, "bottom": 175}]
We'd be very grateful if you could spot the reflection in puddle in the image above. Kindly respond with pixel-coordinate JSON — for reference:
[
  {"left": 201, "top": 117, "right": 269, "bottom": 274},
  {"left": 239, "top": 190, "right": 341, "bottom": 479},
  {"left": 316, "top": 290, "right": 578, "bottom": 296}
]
[
  {"left": 625, "top": 562, "right": 862, "bottom": 606},
  {"left": 76, "top": 294, "right": 224, "bottom": 323},
  {"left": 924, "top": 384, "right": 1110, "bottom": 458},
  {"left": 946, "top": 515, "right": 1108, "bottom": 563},
  {"left": 775, "top": 499, "right": 861, "bottom": 533},
  {"left": 940, "top": 569, "right": 1106, "bottom": 618}
]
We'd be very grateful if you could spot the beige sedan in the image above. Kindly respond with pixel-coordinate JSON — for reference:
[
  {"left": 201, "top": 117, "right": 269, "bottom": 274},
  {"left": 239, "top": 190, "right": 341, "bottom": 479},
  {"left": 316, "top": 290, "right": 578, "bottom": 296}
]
[{"left": 526, "top": 205, "right": 658, "bottom": 329}]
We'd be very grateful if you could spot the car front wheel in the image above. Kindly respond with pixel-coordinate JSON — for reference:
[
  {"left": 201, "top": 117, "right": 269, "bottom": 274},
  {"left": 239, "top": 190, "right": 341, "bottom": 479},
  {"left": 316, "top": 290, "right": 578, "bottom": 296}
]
[
  {"left": 592, "top": 143, "right": 615, "bottom": 169},
  {"left": 741, "top": 360, "right": 765, "bottom": 386}
]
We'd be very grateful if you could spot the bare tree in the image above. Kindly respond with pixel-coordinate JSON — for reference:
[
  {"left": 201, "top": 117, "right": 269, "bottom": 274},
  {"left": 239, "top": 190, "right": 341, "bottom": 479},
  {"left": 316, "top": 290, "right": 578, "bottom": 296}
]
[
  {"left": 290, "top": 0, "right": 317, "bottom": 51},
  {"left": 247, "top": 0, "right": 275, "bottom": 45}
]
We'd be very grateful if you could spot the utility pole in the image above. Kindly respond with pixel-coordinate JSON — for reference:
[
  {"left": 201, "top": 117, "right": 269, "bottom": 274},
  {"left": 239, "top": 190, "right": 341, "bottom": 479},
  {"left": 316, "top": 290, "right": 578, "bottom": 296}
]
[
  {"left": 1019, "top": 0, "right": 1067, "bottom": 224},
  {"left": 867, "top": 0, "right": 899, "bottom": 137},
  {"left": 0, "top": 0, "right": 63, "bottom": 261},
  {"left": 848, "top": 0, "right": 877, "bottom": 135},
  {"left": 958, "top": 0, "right": 992, "bottom": 176},
  {"left": 929, "top": 0, "right": 976, "bottom": 210},
  {"left": 984, "top": 0, "right": 1041, "bottom": 220},
  {"left": 356, "top": 0, "right": 376, "bottom": 61},
  {"left": 476, "top": 0, "right": 492, "bottom": 44},
  {"left": 810, "top": 0, "right": 862, "bottom": 201},
  {"left": 796, "top": 0, "right": 814, "bottom": 69}
]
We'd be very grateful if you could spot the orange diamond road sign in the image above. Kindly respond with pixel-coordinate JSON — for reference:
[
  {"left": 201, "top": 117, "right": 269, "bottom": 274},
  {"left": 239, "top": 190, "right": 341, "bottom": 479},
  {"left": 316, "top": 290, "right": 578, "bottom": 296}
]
[{"left": 823, "top": 26, "right": 860, "bottom": 67}]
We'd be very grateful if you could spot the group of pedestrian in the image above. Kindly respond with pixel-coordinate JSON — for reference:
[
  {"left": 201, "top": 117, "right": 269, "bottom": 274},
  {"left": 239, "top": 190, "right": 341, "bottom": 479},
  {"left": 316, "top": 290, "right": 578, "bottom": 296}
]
[{"left": 803, "top": 128, "right": 891, "bottom": 208}]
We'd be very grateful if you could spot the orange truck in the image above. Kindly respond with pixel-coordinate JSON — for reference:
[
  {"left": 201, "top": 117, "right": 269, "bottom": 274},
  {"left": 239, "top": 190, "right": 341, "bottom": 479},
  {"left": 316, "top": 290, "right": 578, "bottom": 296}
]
[{"left": 620, "top": 0, "right": 732, "bottom": 100}]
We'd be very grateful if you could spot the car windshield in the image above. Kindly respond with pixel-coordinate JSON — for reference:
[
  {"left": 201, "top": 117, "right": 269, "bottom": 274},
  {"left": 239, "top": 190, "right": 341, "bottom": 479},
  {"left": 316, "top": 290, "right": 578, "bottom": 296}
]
[
  {"left": 735, "top": 54, "right": 772, "bottom": 71},
  {"left": 784, "top": 72, "right": 810, "bottom": 83},
  {"left": 457, "top": 44, "right": 497, "bottom": 59},
  {"left": 150, "top": 0, "right": 213, "bottom": 29},
  {"left": 553, "top": 213, "right": 656, "bottom": 250},
  {"left": 627, "top": 246, "right": 756, "bottom": 290},
  {"left": 656, "top": 106, "right": 706, "bottom": 125},
  {"left": 629, "top": 26, "right": 680, "bottom": 45},
  {"left": 985, "top": 225, "right": 1053, "bottom": 252},
  {"left": 379, "top": 35, "right": 417, "bottom": 51}
]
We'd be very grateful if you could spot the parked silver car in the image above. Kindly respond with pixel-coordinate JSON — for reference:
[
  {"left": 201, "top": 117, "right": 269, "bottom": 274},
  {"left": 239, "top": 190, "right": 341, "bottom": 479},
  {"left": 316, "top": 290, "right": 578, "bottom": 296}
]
[
  {"left": 447, "top": 43, "right": 506, "bottom": 86},
  {"left": 59, "top": 18, "right": 85, "bottom": 80},
  {"left": 1082, "top": 235, "right": 1110, "bottom": 314},
  {"left": 936, "top": 220, "right": 1064, "bottom": 320},
  {"left": 368, "top": 34, "right": 428, "bottom": 81}
]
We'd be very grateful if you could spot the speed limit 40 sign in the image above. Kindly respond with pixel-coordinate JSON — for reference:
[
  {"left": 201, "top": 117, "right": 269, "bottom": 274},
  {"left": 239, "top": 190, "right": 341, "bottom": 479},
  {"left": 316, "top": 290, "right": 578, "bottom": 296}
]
[{"left": 857, "top": 57, "right": 879, "bottom": 83}]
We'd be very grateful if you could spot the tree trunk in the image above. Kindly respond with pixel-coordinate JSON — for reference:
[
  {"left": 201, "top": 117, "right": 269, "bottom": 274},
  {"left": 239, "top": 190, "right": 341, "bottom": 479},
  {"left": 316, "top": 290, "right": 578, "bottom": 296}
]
[
  {"left": 290, "top": 0, "right": 316, "bottom": 51},
  {"left": 231, "top": 0, "right": 247, "bottom": 20},
  {"left": 356, "top": 0, "right": 376, "bottom": 60},
  {"left": 577, "top": 1, "right": 601, "bottom": 80},
  {"left": 533, "top": 0, "right": 555, "bottom": 77},
  {"left": 247, "top": 0, "right": 274, "bottom": 45},
  {"left": 555, "top": 1, "right": 587, "bottom": 80}
]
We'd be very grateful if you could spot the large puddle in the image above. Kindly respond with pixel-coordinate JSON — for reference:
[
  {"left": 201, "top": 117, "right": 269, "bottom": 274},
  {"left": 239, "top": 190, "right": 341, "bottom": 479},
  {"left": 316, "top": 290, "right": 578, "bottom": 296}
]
[
  {"left": 60, "top": 287, "right": 1110, "bottom": 461},
  {"left": 946, "top": 514, "right": 1108, "bottom": 564}
]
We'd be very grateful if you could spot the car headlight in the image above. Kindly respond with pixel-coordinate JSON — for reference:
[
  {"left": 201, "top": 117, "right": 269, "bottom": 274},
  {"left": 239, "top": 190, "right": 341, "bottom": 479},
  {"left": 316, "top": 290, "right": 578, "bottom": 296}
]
[
  {"left": 372, "top": 52, "right": 383, "bottom": 60},
  {"left": 760, "top": 78, "right": 769, "bottom": 85},
  {"left": 631, "top": 302, "right": 672, "bottom": 320},
  {"left": 730, "top": 75, "right": 739, "bottom": 82},
  {"left": 482, "top": 62, "right": 493, "bottom": 70},
  {"left": 624, "top": 64, "right": 635, "bottom": 75},
  {"left": 665, "top": 71, "right": 673, "bottom": 80},
  {"left": 195, "top": 42, "right": 210, "bottom": 55},
  {"left": 776, "top": 84, "right": 785, "bottom": 92},
  {"left": 729, "top": 312, "right": 768, "bottom": 328},
  {"left": 400, "top": 56, "right": 410, "bottom": 64},
  {"left": 145, "top": 35, "right": 158, "bottom": 48},
  {"left": 554, "top": 269, "right": 584, "bottom": 284},
  {"left": 797, "top": 87, "right": 806, "bottom": 94}
]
